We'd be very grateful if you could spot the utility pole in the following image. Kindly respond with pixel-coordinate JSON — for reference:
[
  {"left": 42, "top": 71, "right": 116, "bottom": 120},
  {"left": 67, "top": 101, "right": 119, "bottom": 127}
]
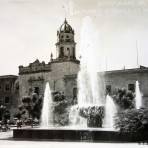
[
  {"left": 105, "top": 56, "right": 108, "bottom": 71},
  {"left": 136, "top": 40, "right": 139, "bottom": 68}
]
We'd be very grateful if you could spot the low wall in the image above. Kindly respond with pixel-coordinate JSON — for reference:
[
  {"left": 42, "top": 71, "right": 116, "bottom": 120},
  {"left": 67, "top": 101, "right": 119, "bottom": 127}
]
[{"left": 13, "top": 128, "right": 148, "bottom": 142}]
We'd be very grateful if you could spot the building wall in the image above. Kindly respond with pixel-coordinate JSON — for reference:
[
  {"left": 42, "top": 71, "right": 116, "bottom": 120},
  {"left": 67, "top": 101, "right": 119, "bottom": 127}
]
[
  {"left": 104, "top": 69, "right": 148, "bottom": 107},
  {"left": 19, "top": 61, "right": 148, "bottom": 109},
  {"left": 0, "top": 75, "right": 19, "bottom": 120},
  {"left": 64, "top": 75, "right": 77, "bottom": 100},
  {"left": 19, "top": 60, "right": 79, "bottom": 101},
  {"left": 0, "top": 68, "right": 148, "bottom": 122}
]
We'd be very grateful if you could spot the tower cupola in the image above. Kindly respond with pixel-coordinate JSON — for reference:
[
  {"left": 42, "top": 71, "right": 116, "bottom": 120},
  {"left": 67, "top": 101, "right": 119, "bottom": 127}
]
[
  {"left": 59, "top": 19, "right": 74, "bottom": 34},
  {"left": 55, "top": 19, "right": 76, "bottom": 61}
]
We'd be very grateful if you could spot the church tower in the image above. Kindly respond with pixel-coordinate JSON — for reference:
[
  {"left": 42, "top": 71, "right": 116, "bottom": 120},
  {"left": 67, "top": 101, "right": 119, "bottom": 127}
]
[{"left": 55, "top": 19, "right": 76, "bottom": 61}]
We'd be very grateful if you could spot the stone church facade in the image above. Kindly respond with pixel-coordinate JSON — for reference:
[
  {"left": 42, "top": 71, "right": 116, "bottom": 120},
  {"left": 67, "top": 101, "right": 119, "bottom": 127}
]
[{"left": 19, "top": 19, "right": 80, "bottom": 102}]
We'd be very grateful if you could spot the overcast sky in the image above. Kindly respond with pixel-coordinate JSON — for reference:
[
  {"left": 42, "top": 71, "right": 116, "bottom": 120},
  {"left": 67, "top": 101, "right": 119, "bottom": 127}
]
[{"left": 0, "top": 0, "right": 148, "bottom": 75}]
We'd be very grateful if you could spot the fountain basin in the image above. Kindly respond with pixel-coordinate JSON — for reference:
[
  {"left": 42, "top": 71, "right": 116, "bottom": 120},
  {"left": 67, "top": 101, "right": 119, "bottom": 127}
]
[{"left": 13, "top": 128, "right": 148, "bottom": 142}]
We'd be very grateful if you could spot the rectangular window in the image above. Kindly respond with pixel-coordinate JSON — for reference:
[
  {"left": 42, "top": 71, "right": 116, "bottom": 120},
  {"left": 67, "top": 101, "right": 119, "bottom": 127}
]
[
  {"left": 128, "top": 84, "right": 135, "bottom": 92},
  {"left": 0, "top": 99, "right": 2, "bottom": 105},
  {"left": 5, "top": 84, "right": 10, "bottom": 91},
  {"left": 73, "top": 87, "right": 77, "bottom": 98},
  {"left": 106, "top": 85, "right": 111, "bottom": 94},
  {"left": 5, "top": 97, "right": 10, "bottom": 104}
]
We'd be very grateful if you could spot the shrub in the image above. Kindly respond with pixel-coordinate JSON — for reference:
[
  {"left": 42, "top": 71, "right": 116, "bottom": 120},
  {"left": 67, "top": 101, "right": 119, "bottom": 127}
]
[
  {"left": 79, "top": 106, "right": 105, "bottom": 127},
  {"left": 14, "top": 105, "right": 26, "bottom": 120},
  {"left": 52, "top": 91, "right": 65, "bottom": 102},
  {"left": 114, "top": 108, "right": 148, "bottom": 133},
  {"left": 113, "top": 88, "right": 135, "bottom": 110}
]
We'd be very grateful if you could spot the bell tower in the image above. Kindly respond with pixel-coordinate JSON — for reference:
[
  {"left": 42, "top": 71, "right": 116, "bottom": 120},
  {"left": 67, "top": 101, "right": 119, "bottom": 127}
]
[{"left": 55, "top": 19, "right": 76, "bottom": 61}]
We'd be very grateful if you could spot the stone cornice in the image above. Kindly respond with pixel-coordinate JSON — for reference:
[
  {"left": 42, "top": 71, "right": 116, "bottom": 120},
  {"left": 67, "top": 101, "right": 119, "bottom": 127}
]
[
  {"left": 50, "top": 59, "right": 80, "bottom": 64},
  {"left": 19, "top": 59, "right": 51, "bottom": 75},
  {"left": 103, "top": 68, "right": 148, "bottom": 75}
]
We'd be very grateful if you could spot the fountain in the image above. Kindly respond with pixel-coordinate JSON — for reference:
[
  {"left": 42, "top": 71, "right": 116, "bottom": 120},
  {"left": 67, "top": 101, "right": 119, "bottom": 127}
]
[
  {"left": 135, "top": 81, "right": 142, "bottom": 109},
  {"left": 40, "top": 82, "right": 53, "bottom": 128},
  {"left": 104, "top": 95, "right": 117, "bottom": 129},
  {"left": 13, "top": 17, "right": 148, "bottom": 142},
  {"left": 77, "top": 16, "right": 101, "bottom": 107},
  {"left": 13, "top": 16, "right": 117, "bottom": 140},
  {"left": 69, "top": 105, "right": 87, "bottom": 128}
]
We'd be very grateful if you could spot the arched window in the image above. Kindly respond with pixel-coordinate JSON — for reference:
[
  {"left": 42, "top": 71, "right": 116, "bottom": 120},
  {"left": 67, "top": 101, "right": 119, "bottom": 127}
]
[
  {"left": 34, "top": 87, "right": 40, "bottom": 95},
  {"left": 73, "top": 47, "right": 75, "bottom": 59},
  {"left": 59, "top": 47, "right": 64, "bottom": 58},
  {"left": 67, "top": 48, "right": 70, "bottom": 57}
]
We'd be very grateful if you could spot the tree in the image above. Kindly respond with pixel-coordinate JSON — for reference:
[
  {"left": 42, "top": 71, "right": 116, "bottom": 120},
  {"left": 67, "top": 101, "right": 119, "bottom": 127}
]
[
  {"left": 0, "top": 105, "right": 10, "bottom": 123},
  {"left": 14, "top": 94, "right": 43, "bottom": 122}
]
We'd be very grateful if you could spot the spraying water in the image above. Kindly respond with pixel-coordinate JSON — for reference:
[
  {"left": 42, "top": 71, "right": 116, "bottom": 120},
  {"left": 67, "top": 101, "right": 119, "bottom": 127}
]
[
  {"left": 69, "top": 16, "right": 103, "bottom": 127},
  {"left": 77, "top": 16, "right": 102, "bottom": 106},
  {"left": 69, "top": 105, "right": 87, "bottom": 128},
  {"left": 104, "top": 95, "right": 117, "bottom": 129},
  {"left": 135, "top": 81, "right": 142, "bottom": 109},
  {"left": 40, "top": 82, "right": 53, "bottom": 127}
]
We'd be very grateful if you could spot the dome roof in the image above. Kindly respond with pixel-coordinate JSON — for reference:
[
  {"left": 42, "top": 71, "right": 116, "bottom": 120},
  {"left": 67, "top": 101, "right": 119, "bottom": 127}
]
[{"left": 59, "top": 19, "right": 74, "bottom": 34}]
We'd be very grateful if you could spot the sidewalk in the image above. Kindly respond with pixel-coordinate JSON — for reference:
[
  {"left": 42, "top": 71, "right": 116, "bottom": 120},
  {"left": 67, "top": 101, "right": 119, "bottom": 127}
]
[
  {"left": 0, "top": 140, "right": 147, "bottom": 148},
  {"left": 0, "top": 130, "right": 13, "bottom": 140}
]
